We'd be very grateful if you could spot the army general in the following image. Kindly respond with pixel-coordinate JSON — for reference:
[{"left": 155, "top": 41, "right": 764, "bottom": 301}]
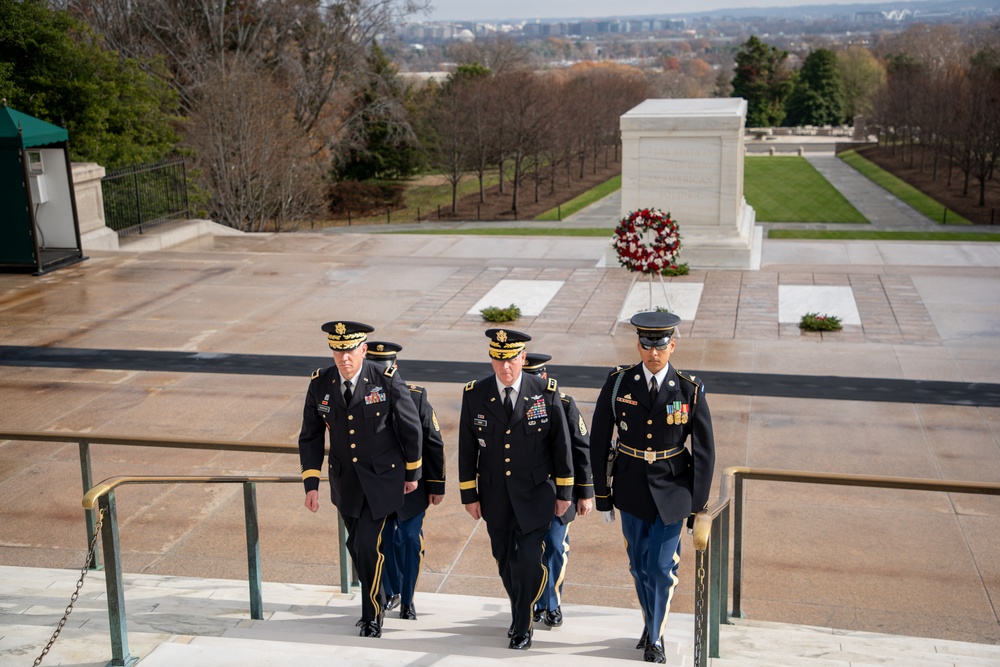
[{"left": 458, "top": 329, "right": 574, "bottom": 651}]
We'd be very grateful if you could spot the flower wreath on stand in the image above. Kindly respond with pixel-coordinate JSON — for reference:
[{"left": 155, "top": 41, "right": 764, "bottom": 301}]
[{"left": 613, "top": 208, "right": 684, "bottom": 275}]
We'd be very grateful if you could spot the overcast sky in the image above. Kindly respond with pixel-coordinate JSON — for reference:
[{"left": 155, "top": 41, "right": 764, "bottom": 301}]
[{"left": 424, "top": 1, "right": 880, "bottom": 22}]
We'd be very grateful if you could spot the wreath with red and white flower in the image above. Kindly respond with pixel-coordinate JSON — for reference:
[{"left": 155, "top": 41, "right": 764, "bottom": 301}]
[{"left": 613, "top": 208, "right": 682, "bottom": 274}]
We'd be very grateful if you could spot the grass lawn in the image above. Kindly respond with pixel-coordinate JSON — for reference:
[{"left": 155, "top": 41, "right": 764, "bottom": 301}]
[
  {"left": 745, "top": 156, "right": 868, "bottom": 223},
  {"left": 535, "top": 175, "right": 621, "bottom": 220},
  {"left": 838, "top": 150, "right": 972, "bottom": 225},
  {"left": 339, "top": 172, "right": 500, "bottom": 225},
  {"left": 768, "top": 229, "right": 1000, "bottom": 241}
]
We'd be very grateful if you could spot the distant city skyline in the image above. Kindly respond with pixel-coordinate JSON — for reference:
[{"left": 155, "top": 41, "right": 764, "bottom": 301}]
[{"left": 424, "top": 0, "right": 886, "bottom": 22}]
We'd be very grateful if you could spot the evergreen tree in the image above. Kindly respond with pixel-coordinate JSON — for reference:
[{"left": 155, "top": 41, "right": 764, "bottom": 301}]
[
  {"left": 0, "top": 0, "right": 179, "bottom": 168},
  {"left": 337, "top": 42, "right": 421, "bottom": 181},
  {"left": 731, "top": 36, "right": 793, "bottom": 127},
  {"left": 785, "top": 49, "right": 846, "bottom": 126}
]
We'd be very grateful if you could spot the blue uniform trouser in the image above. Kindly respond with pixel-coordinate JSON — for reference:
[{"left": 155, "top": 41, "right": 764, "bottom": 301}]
[
  {"left": 381, "top": 511, "right": 426, "bottom": 606},
  {"left": 535, "top": 517, "right": 570, "bottom": 613},
  {"left": 620, "top": 511, "right": 684, "bottom": 643}
]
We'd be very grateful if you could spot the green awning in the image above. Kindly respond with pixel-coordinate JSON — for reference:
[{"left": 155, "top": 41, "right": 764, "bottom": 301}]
[{"left": 0, "top": 105, "right": 68, "bottom": 149}]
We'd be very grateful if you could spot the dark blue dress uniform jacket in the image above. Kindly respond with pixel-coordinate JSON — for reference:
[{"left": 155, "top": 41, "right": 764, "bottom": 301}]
[
  {"left": 555, "top": 392, "right": 594, "bottom": 525},
  {"left": 589, "top": 363, "right": 715, "bottom": 525},
  {"left": 458, "top": 372, "right": 574, "bottom": 534},
  {"left": 298, "top": 359, "right": 423, "bottom": 520},
  {"left": 397, "top": 383, "right": 446, "bottom": 521}
]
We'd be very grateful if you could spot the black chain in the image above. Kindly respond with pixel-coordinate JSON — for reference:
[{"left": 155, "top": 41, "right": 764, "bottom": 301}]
[
  {"left": 33, "top": 509, "right": 105, "bottom": 667},
  {"left": 693, "top": 550, "right": 707, "bottom": 667}
]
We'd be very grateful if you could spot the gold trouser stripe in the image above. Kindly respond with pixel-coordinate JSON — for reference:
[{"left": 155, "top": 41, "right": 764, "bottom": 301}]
[
  {"left": 553, "top": 524, "right": 571, "bottom": 608},
  {"left": 370, "top": 517, "right": 387, "bottom": 617},
  {"left": 301, "top": 469, "right": 321, "bottom": 480},
  {"left": 657, "top": 547, "right": 682, "bottom": 641},
  {"left": 555, "top": 477, "right": 574, "bottom": 486},
  {"left": 459, "top": 480, "right": 477, "bottom": 490},
  {"left": 414, "top": 531, "right": 425, "bottom": 595},
  {"left": 406, "top": 458, "right": 422, "bottom": 471},
  {"left": 530, "top": 541, "right": 549, "bottom": 627}
]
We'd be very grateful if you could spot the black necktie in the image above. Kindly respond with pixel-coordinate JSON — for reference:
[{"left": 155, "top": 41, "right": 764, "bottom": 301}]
[
  {"left": 649, "top": 376, "right": 659, "bottom": 397},
  {"left": 343, "top": 380, "right": 353, "bottom": 405},
  {"left": 503, "top": 386, "right": 513, "bottom": 419}
]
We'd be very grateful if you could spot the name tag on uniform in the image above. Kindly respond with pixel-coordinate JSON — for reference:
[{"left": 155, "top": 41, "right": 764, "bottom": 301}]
[
  {"left": 474, "top": 417, "right": 487, "bottom": 427},
  {"left": 318, "top": 405, "right": 330, "bottom": 413}
]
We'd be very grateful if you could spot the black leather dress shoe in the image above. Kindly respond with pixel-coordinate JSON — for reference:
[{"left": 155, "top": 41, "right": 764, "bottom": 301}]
[
  {"left": 355, "top": 618, "right": 364, "bottom": 627},
  {"left": 384, "top": 594, "right": 401, "bottom": 612},
  {"left": 543, "top": 607, "right": 563, "bottom": 627},
  {"left": 359, "top": 620, "right": 382, "bottom": 638},
  {"left": 508, "top": 628, "right": 532, "bottom": 650},
  {"left": 643, "top": 639, "right": 666, "bottom": 663},
  {"left": 399, "top": 603, "right": 417, "bottom": 620},
  {"left": 532, "top": 608, "right": 543, "bottom": 623},
  {"left": 636, "top": 626, "right": 649, "bottom": 649}
]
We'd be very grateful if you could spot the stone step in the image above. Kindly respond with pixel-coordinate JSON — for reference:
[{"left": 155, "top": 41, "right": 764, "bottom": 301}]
[{"left": 4, "top": 566, "right": 1000, "bottom": 667}]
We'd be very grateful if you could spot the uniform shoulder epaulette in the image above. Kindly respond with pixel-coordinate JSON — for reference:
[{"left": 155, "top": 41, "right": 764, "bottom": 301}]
[
  {"left": 677, "top": 370, "right": 704, "bottom": 388},
  {"left": 465, "top": 380, "right": 476, "bottom": 391},
  {"left": 311, "top": 367, "right": 322, "bottom": 380},
  {"left": 610, "top": 362, "right": 638, "bottom": 376},
  {"left": 383, "top": 365, "right": 397, "bottom": 377},
  {"left": 407, "top": 383, "right": 425, "bottom": 393},
  {"left": 546, "top": 378, "right": 558, "bottom": 393}
]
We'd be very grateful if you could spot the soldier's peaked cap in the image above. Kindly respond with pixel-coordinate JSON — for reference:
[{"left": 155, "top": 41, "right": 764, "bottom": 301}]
[
  {"left": 365, "top": 341, "right": 402, "bottom": 360},
  {"left": 523, "top": 353, "right": 552, "bottom": 375},
  {"left": 321, "top": 321, "right": 374, "bottom": 351},
  {"left": 485, "top": 328, "right": 531, "bottom": 360},
  {"left": 630, "top": 311, "right": 680, "bottom": 345}
]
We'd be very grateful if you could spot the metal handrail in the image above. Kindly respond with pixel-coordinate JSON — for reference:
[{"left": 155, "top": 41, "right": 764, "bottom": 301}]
[
  {"left": 0, "top": 430, "right": 304, "bottom": 573},
  {"left": 81, "top": 473, "right": 342, "bottom": 667},
  {"left": 0, "top": 433, "right": 353, "bottom": 594},
  {"left": 690, "top": 466, "right": 1000, "bottom": 667}
]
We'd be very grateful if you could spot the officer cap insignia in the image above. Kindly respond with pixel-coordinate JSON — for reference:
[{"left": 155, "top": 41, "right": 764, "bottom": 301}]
[
  {"left": 322, "top": 321, "right": 374, "bottom": 351},
  {"left": 485, "top": 328, "right": 531, "bottom": 360}
]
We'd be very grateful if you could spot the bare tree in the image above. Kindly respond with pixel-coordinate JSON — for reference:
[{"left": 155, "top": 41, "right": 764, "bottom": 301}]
[
  {"left": 70, "top": 0, "right": 428, "bottom": 227},
  {"left": 184, "top": 58, "right": 324, "bottom": 232}
]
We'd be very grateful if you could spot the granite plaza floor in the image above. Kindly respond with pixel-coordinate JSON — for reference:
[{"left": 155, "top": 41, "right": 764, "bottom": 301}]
[{"left": 2, "top": 219, "right": 999, "bottom": 652}]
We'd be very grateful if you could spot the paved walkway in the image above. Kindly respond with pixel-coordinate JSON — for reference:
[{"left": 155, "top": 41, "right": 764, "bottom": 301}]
[{"left": 1, "top": 149, "right": 999, "bottom": 663}]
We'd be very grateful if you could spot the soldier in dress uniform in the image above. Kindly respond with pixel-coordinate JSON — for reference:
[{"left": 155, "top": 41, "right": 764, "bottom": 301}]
[
  {"left": 589, "top": 312, "right": 716, "bottom": 664},
  {"left": 297, "top": 321, "right": 423, "bottom": 639},
  {"left": 522, "top": 353, "right": 594, "bottom": 629},
  {"left": 458, "top": 329, "right": 574, "bottom": 650},
  {"left": 366, "top": 341, "right": 446, "bottom": 622}
]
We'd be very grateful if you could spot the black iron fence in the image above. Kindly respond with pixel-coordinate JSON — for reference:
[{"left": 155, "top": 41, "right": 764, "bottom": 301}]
[{"left": 102, "top": 158, "right": 190, "bottom": 237}]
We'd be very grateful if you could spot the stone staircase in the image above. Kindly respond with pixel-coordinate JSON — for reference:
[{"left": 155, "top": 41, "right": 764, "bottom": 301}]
[{"left": 2, "top": 566, "right": 997, "bottom": 666}]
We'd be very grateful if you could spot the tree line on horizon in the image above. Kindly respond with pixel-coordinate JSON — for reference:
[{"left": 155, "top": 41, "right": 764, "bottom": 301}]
[{"left": 1, "top": 0, "right": 997, "bottom": 229}]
